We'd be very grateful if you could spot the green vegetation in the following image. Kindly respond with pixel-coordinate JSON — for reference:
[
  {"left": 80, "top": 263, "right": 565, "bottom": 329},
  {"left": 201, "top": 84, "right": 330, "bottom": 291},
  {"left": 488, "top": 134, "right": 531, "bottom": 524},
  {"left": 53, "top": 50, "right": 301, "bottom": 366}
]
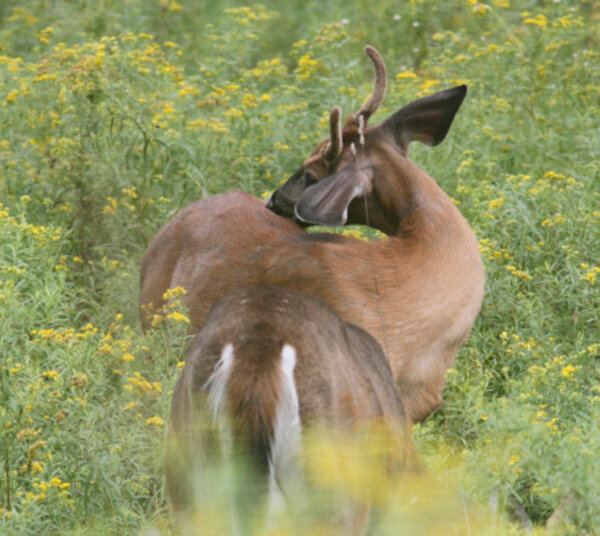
[{"left": 1, "top": 0, "right": 598, "bottom": 534}]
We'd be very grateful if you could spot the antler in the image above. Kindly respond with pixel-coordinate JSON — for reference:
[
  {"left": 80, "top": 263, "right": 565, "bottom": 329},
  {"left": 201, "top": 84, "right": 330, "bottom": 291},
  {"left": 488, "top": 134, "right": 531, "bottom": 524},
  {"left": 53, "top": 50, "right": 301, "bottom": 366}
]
[
  {"left": 323, "top": 46, "right": 387, "bottom": 161},
  {"left": 356, "top": 45, "right": 387, "bottom": 123},
  {"left": 323, "top": 106, "right": 342, "bottom": 161}
]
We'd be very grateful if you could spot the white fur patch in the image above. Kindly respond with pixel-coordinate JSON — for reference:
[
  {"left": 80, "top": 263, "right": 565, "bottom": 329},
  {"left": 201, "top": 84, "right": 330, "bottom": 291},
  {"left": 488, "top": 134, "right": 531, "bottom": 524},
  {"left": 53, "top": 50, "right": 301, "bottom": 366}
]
[
  {"left": 268, "top": 344, "right": 302, "bottom": 517},
  {"left": 358, "top": 114, "right": 365, "bottom": 146},
  {"left": 205, "top": 343, "right": 234, "bottom": 425},
  {"left": 280, "top": 344, "right": 297, "bottom": 379}
]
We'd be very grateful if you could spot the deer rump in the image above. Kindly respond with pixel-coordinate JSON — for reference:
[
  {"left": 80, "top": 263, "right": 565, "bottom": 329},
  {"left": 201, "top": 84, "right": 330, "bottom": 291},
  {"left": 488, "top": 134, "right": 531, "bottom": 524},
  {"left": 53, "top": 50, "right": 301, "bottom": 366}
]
[{"left": 166, "top": 286, "right": 410, "bottom": 533}]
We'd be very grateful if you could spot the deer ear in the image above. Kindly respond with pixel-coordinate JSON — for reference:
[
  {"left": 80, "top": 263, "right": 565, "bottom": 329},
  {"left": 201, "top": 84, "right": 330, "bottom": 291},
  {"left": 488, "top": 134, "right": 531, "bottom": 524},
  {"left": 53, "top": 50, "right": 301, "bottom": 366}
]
[
  {"left": 384, "top": 85, "right": 467, "bottom": 148},
  {"left": 295, "top": 165, "right": 371, "bottom": 226}
]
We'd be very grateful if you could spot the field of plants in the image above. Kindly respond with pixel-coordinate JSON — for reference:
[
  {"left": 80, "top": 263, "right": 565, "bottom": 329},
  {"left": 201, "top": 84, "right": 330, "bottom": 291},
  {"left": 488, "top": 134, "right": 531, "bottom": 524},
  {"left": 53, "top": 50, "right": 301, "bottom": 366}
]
[{"left": 1, "top": 0, "right": 598, "bottom": 534}]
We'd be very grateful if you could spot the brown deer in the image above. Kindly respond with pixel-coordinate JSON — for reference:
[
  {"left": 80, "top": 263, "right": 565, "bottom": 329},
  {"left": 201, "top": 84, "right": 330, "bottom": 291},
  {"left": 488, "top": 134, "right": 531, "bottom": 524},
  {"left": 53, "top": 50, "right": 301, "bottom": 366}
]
[
  {"left": 140, "top": 46, "right": 484, "bottom": 423},
  {"left": 166, "top": 286, "right": 411, "bottom": 534}
]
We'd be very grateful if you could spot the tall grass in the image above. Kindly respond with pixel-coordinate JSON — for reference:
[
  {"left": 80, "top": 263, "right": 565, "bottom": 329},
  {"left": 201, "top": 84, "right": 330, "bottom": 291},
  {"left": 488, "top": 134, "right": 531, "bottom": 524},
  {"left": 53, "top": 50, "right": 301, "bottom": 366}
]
[{"left": 1, "top": 0, "right": 598, "bottom": 534}]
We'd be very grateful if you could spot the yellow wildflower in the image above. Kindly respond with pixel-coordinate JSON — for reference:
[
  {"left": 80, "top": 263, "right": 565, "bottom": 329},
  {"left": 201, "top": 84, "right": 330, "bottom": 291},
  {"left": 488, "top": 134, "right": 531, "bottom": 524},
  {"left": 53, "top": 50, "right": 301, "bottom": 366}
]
[
  {"left": 36, "top": 26, "right": 53, "bottom": 44},
  {"left": 5, "top": 90, "right": 18, "bottom": 103},
  {"left": 488, "top": 197, "right": 505, "bottom": 210},
  {"left": 16, "top": 428, "right": 39, "bottom": 441},
  {"left": 543, "top": 214, "right": 565, "bottom": 227},
  {"left": 580, "top": 266, "right": 599, "bottom": 285},
  {"left": 163, "top": 286, "right": 186, "bottom": 300},
  {"left": 31, "top": 461, "right": 45, "bottom": 474},
  {"left": 396, "top": 69, "right": 418, "bottom": 80},
  {"left": 146, "top": 416, "right": 164, "bottom": 427},
  {"left": 122, "top": 352, "right": 135, "bottom": 363},
  {"left": 505, "top": 265, "right": 532, "bottom": 280},
  {"left": 42, "top": 370, "right": 61, "bottom": 381},
  {"left": 69, "top": 372, "right": 88, "bottom": 388},
  {"left": 122, "top": 401, "right": 137, "bottom": 411},
  {"left": 122, "top": 187, "right": 138, "bottom": 199},
  {"left": 224, "top": 108, "right": 243, "bottom": 118},
  {"left": 166, "top": 311, "right": 189, "bottom": 324},
  {"left": 296, "top": 54, "right": 321, "bottom": 79},
  {"left": 524, "top": 14, "right": 548, "bottom": 29},
  {"left": 102, "top": 197, "right": 117, "bottom": 215},
  {"left": 241, "top": 93, "right": 257, "bottom": 108}
]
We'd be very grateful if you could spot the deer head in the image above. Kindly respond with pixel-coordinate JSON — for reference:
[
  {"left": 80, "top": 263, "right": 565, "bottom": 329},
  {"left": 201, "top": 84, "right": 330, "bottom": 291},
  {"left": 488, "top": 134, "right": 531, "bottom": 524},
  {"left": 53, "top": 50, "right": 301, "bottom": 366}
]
[{"left": 267, "top": 46, "right": 467, "bottom": 236}]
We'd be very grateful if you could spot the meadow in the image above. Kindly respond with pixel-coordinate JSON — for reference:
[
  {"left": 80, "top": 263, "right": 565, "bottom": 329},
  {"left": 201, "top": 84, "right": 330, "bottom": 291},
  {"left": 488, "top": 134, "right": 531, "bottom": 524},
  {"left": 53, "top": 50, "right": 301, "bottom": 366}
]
[{"left": 0, "top": 0, "right": 598, "bottom": 534}]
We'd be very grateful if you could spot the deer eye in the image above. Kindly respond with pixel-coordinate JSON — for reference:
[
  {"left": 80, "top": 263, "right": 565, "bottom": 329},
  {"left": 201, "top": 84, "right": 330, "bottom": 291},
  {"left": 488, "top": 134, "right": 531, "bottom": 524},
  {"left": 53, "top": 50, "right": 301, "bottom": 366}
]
[{"left": 304, "top": 171, "right": 317, "bottom": 187}]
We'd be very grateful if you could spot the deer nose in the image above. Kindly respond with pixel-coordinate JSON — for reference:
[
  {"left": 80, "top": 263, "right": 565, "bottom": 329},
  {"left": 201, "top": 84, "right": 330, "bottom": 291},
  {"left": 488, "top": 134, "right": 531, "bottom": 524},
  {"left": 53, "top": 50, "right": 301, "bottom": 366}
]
[
  {"left": 265, "top": 195, "right": 275, "bottom": 210},
  {"left": 266, "top": 192, "right": 298, "bottom": 221}
]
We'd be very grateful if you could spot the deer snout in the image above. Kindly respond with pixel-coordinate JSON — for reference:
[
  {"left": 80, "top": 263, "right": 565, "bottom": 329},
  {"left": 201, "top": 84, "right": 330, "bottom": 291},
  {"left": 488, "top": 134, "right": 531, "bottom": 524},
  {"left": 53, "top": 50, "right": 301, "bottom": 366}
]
[
  {"left": 266, "top": 191, "right": 294, "bottom": 219},
  {"left": 265, "top": 193, "right": 276, "bottom": 211}
]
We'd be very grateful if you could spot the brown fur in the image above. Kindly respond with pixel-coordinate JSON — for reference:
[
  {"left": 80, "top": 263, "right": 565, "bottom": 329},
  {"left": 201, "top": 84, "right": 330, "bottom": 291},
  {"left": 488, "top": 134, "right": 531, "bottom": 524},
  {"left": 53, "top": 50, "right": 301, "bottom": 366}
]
[
  {"left": 141, "top": 50, "right": 484, "bottom": 423},
  {"left": 167, "top": 287, "right": 410, "bottom": 531},
  {"left": 141, "top": 167, "right": 483, "bottom": 423}
]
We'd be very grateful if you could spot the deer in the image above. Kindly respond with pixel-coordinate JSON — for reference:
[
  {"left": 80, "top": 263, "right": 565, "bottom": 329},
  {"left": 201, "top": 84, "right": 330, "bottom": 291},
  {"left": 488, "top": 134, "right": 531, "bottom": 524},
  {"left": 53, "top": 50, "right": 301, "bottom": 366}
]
[
  {"left": 166, "top": 286, "right": 412, "bottom": 534},
  {"left": 140, "top": 46, "right": 484, "bottom": 424}
]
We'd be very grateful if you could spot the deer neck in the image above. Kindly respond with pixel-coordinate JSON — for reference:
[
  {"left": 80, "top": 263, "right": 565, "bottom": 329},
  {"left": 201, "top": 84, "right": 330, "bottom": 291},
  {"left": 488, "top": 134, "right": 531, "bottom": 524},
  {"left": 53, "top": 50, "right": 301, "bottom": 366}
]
[{"left": 376, "top": 152, "right": 462, "bottom": 241}]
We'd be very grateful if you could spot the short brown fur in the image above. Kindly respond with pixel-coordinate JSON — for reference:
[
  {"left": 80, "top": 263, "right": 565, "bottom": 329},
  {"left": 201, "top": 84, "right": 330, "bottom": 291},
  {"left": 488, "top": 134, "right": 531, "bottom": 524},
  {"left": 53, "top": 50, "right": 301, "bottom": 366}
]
[
  {"left": 167, "top": 287, "right": 410, "bottom": 531},
  {"left": 141, "top": 47, "right": 484, "bottom": 423}
]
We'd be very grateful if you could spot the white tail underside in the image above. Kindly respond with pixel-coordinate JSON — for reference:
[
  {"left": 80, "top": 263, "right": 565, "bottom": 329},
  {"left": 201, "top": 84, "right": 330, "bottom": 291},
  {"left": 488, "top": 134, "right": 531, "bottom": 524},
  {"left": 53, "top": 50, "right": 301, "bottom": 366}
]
[{"left": 268, "top": 344, "right": 302, "bottom": 517}]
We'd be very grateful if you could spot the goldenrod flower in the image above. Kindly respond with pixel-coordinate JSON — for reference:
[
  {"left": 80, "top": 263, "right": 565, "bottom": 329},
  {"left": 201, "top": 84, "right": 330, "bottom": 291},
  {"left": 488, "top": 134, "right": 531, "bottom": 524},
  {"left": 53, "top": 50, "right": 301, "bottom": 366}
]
[
  {"left": 166, "top": 311, "right": 189, "bottom": 323},
  {"left": 146, "top": 416, "right": 164, "bottom": 427},
  {"left": 122, "top": 352, "right": 135, "bottom": 363},
  {"left": 5, "top": 90, "right": 18, "bottom": 103}
]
